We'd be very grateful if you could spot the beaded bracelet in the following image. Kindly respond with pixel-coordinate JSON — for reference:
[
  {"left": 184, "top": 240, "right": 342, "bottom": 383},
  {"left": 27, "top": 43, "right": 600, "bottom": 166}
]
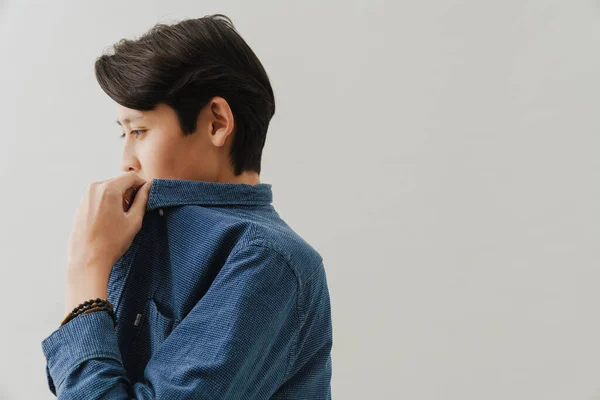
[{"left": 61, "top": 297, "right": 117, "bottom": 331}]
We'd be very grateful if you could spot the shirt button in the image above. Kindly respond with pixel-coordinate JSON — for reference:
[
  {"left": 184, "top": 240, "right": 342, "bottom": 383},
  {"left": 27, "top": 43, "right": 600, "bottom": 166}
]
[{"left": 158, "top": 208, "right": 164, "bottom": 216}]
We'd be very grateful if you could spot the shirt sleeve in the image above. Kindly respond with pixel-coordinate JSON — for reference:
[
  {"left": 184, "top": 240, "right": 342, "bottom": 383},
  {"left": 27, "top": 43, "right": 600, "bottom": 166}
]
[{"left": 41, "top": 243, "right": 300, "bottom": 399}]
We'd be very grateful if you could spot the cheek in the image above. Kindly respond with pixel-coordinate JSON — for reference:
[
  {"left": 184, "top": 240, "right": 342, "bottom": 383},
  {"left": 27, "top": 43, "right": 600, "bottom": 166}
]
[{"left": 139, "top": 137, "right": 179, "bottom": 175}]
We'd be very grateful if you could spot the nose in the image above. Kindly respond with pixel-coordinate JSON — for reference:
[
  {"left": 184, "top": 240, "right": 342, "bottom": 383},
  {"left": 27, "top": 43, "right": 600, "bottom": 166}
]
[{"left": 121, "top": 151, "right": 141, "bottom": 174}]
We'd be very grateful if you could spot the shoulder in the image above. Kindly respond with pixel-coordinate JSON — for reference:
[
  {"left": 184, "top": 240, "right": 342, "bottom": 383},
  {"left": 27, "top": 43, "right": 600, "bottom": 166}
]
[{"left": 230, "top": 222, "right": 325, "bottom": 285}]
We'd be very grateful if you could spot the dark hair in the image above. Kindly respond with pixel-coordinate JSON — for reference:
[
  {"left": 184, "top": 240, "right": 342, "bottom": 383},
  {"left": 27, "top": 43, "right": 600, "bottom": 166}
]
[{"left": 94, "top": 14, "right": 275, "bottom": 176}]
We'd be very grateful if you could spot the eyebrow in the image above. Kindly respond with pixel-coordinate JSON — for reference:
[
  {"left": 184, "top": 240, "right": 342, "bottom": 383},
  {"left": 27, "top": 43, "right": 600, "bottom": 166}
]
[{"left": 115, "top": 116, "right": 143, "bottom": 126}]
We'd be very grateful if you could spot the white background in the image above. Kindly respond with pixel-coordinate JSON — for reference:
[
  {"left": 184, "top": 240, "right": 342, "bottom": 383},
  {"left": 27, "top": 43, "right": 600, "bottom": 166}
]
[{"left": 0, "top": 1, "right": 599, "bottom": 399}]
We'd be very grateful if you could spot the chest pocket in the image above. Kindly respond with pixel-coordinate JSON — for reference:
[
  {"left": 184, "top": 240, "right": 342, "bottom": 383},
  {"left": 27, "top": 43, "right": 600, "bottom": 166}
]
[{"left": 128, "top": 296, "right": 181, "bottom": 379}]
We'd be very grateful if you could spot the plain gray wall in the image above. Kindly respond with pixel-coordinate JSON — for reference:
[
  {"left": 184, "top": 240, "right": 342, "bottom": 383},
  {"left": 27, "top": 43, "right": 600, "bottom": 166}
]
[{"left": 1, "top": 1, "right": 599, "bottom": 399}]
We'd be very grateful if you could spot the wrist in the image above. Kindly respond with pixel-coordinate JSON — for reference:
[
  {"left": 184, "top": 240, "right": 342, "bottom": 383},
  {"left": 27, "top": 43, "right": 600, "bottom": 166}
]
[{"left": 64, "top": 268, "right": 109, "bottom": 315}]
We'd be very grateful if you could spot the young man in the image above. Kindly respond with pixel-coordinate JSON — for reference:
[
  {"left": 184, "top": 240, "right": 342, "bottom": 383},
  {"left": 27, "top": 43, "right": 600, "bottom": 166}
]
[{"left": 41, "top": 14, "right": 333, "bottom": 399}]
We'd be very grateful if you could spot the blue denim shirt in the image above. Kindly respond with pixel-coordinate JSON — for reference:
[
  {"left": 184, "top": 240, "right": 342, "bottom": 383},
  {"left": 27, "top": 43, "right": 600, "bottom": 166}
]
[{"left": 41, "top": 179, "right": 333, "bottom": 399}]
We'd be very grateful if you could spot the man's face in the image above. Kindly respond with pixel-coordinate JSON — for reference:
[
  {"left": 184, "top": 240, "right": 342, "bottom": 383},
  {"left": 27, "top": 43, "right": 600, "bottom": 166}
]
[{"left": 116, "top": 101, "right": 223, "bottom": 183}]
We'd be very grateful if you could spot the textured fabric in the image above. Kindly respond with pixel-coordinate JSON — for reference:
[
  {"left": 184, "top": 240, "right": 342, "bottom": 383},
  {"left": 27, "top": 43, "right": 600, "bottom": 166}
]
[{"left": 41, "top": 179, "right": 333, "bottom": 399}]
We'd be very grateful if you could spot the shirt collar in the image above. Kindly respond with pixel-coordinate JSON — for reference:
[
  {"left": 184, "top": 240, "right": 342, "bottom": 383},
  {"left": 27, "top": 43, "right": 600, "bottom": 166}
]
[{"left": 145, "top": 178, "right": 273, "bottom": 211}]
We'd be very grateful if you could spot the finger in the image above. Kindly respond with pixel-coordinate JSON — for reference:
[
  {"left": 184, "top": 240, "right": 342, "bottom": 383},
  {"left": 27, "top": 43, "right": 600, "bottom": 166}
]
[
  {"left": 123, "top": 189, "right": 132, "bottom": 211},
  {"left": 123, "top": 186, "right": 136, "bottom": 212},
  {"left": 109, "top": 171, "right": 147, "bottom": 194},
  {"left": 125, "top": 180, "right": 152, "bottom": 221}
]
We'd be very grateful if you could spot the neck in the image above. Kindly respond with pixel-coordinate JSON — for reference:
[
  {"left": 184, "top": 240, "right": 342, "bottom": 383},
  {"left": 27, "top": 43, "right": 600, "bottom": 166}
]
[{"left": 216, "top": 170, "right": 261, "bottom": 186}]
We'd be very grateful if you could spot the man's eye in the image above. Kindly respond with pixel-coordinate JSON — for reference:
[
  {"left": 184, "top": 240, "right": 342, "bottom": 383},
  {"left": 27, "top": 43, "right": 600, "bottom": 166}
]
[{"left": 120, "top": 130, "right": 145, "bottom": 138}]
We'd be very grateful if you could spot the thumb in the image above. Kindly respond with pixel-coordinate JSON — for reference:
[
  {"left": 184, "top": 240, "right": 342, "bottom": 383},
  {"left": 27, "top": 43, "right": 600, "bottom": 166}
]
[{"left": 126, "top": 181, "right": 152, "bottom": 223}]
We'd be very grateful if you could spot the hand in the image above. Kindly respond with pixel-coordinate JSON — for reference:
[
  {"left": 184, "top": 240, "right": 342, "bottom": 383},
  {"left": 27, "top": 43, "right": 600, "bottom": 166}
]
[{"left": 64, "top": 171, "right": 152, "bottom": 315}]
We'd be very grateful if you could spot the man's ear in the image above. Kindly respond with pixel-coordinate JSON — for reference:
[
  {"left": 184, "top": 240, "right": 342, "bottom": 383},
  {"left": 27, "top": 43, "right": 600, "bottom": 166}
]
[{"left": 209, "top": 97, "right": 234, "bottom": 147}]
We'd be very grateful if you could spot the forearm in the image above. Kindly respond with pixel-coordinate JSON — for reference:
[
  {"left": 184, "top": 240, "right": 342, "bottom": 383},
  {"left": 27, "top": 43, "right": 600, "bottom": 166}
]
[{"left": 42, "top": 311, "right": 136, "bottom": 398}]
